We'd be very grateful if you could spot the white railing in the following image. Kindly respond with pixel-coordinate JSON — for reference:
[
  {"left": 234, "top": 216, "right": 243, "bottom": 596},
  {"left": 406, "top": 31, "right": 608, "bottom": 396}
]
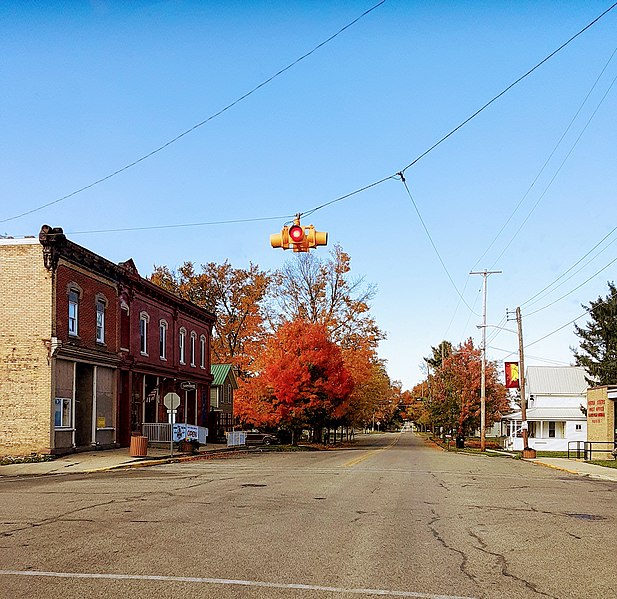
[
  {"left": 142, "top": 423, "right": 209, "bottom": 444},
  {"left": 226, "top": 431, "right": 247, "bottom": 447}
]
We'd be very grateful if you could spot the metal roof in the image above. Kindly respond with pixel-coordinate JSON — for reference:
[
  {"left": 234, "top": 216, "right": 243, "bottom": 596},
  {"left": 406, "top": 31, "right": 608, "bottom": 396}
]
[
  {"left": 503, "top": 407, "right": 585, "bottom": 421},
  {"left": 526, "top": 366, "right": 588, "bottom": 396},
  {"left": 210, "top": 364, "right": 238, "bottom": 389}
]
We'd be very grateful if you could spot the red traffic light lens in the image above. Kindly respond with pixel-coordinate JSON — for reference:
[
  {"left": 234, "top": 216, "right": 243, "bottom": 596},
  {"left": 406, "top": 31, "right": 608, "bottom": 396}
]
[{"left": 289, "top": 224, "right": 304, "bottom": 242}]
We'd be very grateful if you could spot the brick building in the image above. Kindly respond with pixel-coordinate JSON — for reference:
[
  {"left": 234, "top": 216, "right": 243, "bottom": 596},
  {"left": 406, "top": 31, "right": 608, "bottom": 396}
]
[{"left": 0, "top": 226, "right": 214, "bottom": 456}]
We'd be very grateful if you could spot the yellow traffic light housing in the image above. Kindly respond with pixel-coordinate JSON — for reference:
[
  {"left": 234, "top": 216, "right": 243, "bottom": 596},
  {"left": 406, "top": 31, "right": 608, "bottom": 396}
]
[{"left": 270, "top": 216, "right": 328, "bottom": 252}]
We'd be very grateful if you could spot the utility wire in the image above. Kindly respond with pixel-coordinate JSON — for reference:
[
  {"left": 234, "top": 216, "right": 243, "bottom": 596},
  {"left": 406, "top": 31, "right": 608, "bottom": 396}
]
[
  {"left": 522, "top": 232, "right": 617, "bottom": 310},
  {"left": 6, "top": 2, "right": 616, "bottom": 231},
  {"left": 397, "top": 2, "right": 617, "bottom": 176},
  {"left": 524, "top": 254, "right": 617, "bottom": 317},
  {"left": 65, "top": 215, "right": 293, "bottom": 236},
  {"left": 10, "top": 2, "right": 616, "bottom": 240},
  {"left": 399, "top": 175, "right": 479, "bottom": 316},
  {"left": 472, "top": 44, "right": 617, "bottom": 271},
  {"left": 489, "top": 68, "right": 617, "bottom": 268},
  {"left": 525, "top": 310, "right": 590, "bottom": 349},
  {"left": 0, "top": 0, "right": 387, "bottom": 225}
]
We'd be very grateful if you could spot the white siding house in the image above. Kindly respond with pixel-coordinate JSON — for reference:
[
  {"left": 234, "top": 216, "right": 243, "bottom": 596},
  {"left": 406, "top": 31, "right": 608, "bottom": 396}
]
[{"left": 501, "top": 366, "right": 588, "bottom": 452}]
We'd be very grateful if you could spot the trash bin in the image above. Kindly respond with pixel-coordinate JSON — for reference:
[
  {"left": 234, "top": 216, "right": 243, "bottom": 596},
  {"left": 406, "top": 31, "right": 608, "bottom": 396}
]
[
  {"left": 129, "top": 435, "right": 148, "bottom": 457},
  {"left": 455, "top": 435, "right": 465, "bottom": 449}
]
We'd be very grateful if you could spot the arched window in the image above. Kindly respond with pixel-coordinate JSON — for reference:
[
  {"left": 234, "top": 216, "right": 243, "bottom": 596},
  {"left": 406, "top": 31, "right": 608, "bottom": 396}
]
[
  {"left": 189, "top": 331, "right": 197, "bottom": 367},
  {"left": 179, "top": 327, "right": 186, "bottom": 364},
  {"left": 66, "top": 283, "right": 83, "bottom": 337},
  {"left": 139, "top": 311, "right": 150, "bottom": 355},
  {"left": 200, "top": 334, "right": 206, "bottom": 369},
  {"left": 95, "top": 294, "right": 107, "bottom": 344},
  {"left": 159, "top": 319, "right": 168, "bottom": 360}
]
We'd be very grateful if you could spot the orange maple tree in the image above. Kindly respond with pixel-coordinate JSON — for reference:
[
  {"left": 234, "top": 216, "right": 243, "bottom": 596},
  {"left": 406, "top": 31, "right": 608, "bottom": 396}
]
[
  {"left": 235, "top": 319, "right": 354, "bottom": 438},
  {"left": 150, "top": 260, "right": 270, "bottom": 376},
  {"left": 429, "top": 338, "right": 509, "bottom": 436}
]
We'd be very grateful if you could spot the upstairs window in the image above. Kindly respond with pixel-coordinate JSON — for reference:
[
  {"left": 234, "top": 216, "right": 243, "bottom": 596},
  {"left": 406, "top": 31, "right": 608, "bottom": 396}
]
[
  {"left": 140, "top": 312, "right": 150, "bottom": 355},
  {"left": 95, "top": 297, "right": 106, "bottom": 343},
  {"left": 159, "top": 320, "right": 168, "bottom": 360},
  {"left": 120, "top": 303, "right": 130, "bottom": 351},
  {"left": 190, "top": 331, "right": 197, "bottom": 367},
  {"left": 179, "top": 328, "right": 186, "bottom": 364},
  {"left": 200, "top": 335, "right": 206, "bottom": 369},
  {"left": 68, "top": 289, "right": 79, "bottom": 336}
]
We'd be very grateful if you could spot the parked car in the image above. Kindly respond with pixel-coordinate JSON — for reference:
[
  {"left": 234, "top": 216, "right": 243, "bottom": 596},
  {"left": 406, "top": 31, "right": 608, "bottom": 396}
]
[{"left": 244, "top": 430, "right": 279, "bottom": 446}]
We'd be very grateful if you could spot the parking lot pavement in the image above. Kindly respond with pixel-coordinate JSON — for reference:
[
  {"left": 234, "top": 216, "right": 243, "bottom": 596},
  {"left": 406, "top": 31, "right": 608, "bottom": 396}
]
[{"left": 0, "top": 442, "right": 230, "bottom": 477}]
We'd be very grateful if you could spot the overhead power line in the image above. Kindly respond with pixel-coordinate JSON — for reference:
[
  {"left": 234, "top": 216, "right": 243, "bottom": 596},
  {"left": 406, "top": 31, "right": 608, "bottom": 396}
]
[
  {"left": 397, "top": 2, "right": 617, "bottom": 176},
  {"left": 5, "top": 2, "right": 617, "bottom": 232},
  {"left": 398, "top": 175, "right": 479, "bottom": 316},
  {"left": 471, "top": 44, "right": 617, "bottom": 271},
  {"left": 524, "top": 253, "right": 617, "bottom": 317},
  {"left": 55, "top": 2, "right": 617, "bottom": 241},
  {"left": 0, "top": 0, "right": 387, "bottom": 225},
  {"left": 521, "top": 224, "right": 617, "bottom": 309},
  {"left": 489, "top": 68, "right": 617, "bottom": 268}
]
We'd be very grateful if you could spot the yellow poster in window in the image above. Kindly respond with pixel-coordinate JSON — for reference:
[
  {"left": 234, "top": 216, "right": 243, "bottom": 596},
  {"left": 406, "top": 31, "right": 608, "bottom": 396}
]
[{"left": 97, "top": 416, "right": 106, "bottom": 428}]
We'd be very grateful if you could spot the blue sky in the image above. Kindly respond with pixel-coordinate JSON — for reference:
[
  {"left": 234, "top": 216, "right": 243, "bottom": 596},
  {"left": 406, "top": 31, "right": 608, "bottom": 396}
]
[{"left": 2, "top": 1, "right": 616, "bottom": 390}]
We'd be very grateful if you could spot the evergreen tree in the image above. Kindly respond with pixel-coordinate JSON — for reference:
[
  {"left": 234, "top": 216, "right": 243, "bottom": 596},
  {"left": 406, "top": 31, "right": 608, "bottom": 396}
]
[
  {"left": 425, "top": 340, "right": 453, "bottom": 370},
  {"left": 573, "top": 282, "right": 617, "bottom": 385}
]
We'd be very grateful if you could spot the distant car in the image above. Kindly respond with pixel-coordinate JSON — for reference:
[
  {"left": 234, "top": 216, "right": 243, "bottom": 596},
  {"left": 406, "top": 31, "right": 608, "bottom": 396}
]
[{"left": 244, "top": 431, "right": 279, "bottom": 446}]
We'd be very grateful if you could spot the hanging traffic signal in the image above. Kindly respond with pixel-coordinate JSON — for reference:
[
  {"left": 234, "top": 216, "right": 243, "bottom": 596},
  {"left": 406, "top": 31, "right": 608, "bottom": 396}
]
[
  {"left": 270, "top": 216, "right": 328, "bottom": 252},
  {"left": 288, "top": 223, "right": 305, "bottom": 245}
]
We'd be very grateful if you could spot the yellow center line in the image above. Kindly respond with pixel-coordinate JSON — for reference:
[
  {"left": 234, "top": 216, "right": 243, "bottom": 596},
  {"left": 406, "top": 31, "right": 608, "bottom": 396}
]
[{"left": 341, "top": 435, "right": 400, "bottom": 468}]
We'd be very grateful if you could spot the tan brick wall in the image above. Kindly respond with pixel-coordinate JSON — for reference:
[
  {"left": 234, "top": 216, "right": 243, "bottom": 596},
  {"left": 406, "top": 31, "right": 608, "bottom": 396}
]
[
  {"left": 586, "top": 386, "right": 615, "bottom": 460},
  {"left": 0, "top": 241, "right": 53, "bottom": 456}
]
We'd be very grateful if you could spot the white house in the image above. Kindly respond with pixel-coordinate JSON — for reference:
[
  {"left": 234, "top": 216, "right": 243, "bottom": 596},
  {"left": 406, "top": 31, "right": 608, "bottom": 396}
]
[{"left": 501, "top": 366, "right": 588, "bottom": 452}]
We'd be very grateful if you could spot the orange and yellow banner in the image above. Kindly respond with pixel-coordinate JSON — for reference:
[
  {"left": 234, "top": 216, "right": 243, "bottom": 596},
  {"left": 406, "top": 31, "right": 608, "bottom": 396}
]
[{"left": 504, "top": 362, "right": 520, "bottom": 389}]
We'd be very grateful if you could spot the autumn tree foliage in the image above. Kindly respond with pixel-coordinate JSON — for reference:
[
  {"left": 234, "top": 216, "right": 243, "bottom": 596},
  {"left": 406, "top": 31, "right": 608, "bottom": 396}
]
[
  {"left": 427, "top": 338, "right": 509, "bottom": 437},
  {"left": 272, "top": 245, "right": 384, "bottom": 351},
  {"left": 235, "top": 320, "right": 354, "bottom": 439},
  {"left": 341, "top": 351, "right": 402, "bottom": 429},
  {"left": 150, "top": 260, "right": 270, "bottom": 377}
]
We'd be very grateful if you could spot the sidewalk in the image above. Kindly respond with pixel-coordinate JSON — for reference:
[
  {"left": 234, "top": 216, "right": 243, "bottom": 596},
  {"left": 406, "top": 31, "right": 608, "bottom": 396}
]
[
  {"left": 0, "top": 442, "right": 233, "bottom": 477},
  {"left": 530, "top": 457, "right": 617, "bottom": 482}
]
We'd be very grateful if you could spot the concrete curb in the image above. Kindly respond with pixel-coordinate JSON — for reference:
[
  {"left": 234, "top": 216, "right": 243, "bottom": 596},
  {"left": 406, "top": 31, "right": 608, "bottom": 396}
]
[
  {"left": 78, "top": 446, "right": 255, "bottom": 474},
  {"left": 528, "top": 460, "right": 580, "bottom": 476}
]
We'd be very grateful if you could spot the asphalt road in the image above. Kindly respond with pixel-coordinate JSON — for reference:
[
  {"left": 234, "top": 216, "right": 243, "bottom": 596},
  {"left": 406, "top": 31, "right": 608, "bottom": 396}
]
[{"left": 1, "top": 432, "right": 615, "bottom": 599}]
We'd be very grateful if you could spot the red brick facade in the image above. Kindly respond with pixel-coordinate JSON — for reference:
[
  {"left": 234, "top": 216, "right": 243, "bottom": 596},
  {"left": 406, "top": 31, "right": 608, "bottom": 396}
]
[{"left": 0, "top": 226, "right": 215, "bottom": 456}]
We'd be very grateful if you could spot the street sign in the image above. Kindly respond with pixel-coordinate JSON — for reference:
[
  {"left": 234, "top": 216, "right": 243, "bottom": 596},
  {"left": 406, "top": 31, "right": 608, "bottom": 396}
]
[
  {"left": 180, "top": 382, "right": 196, "bottom": 391},
  {"left": 163, "top": 392, "right": 181, "bottom": 410}
]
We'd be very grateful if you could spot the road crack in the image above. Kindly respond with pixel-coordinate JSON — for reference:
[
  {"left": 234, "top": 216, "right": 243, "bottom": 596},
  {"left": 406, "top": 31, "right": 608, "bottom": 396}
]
[
  {"left": 428, "top": 509, "right": 477, "bottom": 586},
  {"left": 468, "top": 529, "right": 558, "bottom": 598}
]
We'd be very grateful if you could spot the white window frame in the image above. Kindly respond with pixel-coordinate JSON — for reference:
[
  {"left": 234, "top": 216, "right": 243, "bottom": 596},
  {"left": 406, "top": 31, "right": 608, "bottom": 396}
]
[
  {"left": 140, "top": 312, "right": 150, "bottom": 355},
  {"left": 68, "top": 289, "right": 79, "bottom": 336},
  {"left": 200, "top": 335, "right": 206, "bottom": 369},
  {"left": 179, "top": 327, "right": 186, "bottom": 364},
  {"left": 54, "top": 397, "right": 72, "bottom": 428},
  {"left": 190, "top": 331, "right": 197, "bottom": 367},
  {"left": 159, "top": 319, "right": 168, "bottom": 360},
  {"left": 95, "top": 296, "right": 106, "bottom": 344}
]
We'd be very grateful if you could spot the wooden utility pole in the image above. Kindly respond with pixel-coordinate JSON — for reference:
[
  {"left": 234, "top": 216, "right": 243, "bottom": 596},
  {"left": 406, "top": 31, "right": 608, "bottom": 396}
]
[
  {"left": 470, "top": 270, "right": 501, "bottom": 451},
  {"left": 515, "top": 306, "right": 535, "bottom": 457}
]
